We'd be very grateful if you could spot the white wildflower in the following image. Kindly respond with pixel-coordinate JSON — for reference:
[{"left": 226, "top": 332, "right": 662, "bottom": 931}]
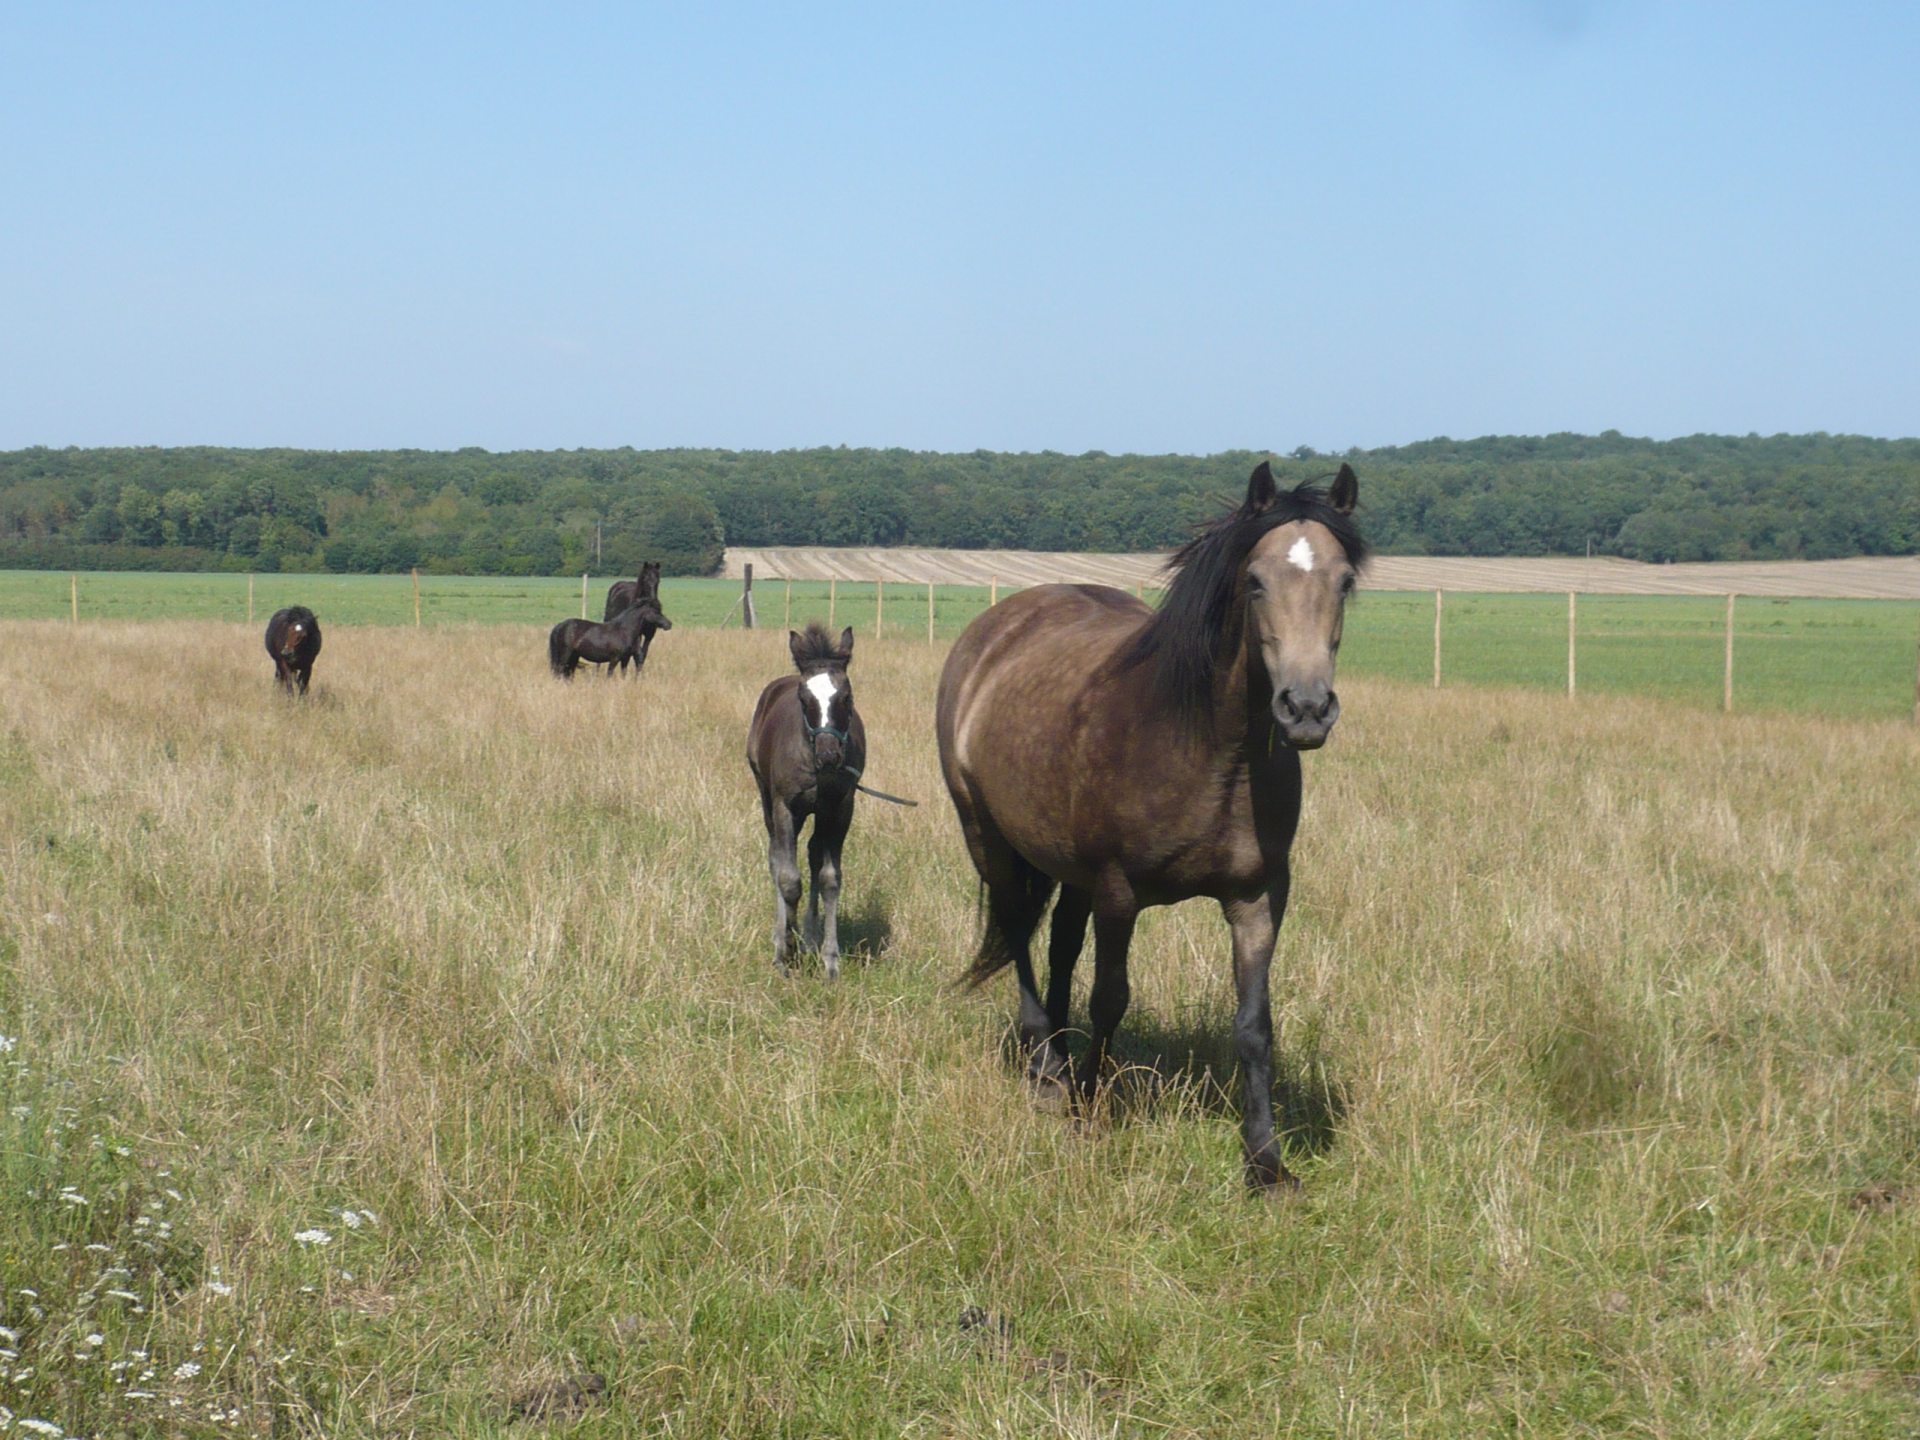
[
  {"left": 127, "top": 1389, "right": 156, "bottom": 1399},
  {"left": 85, "top": 1243, "right": 112, "bottom": 1253},
  {"left": 339, "top": 1209, "right": 363, "bottom": 1229},
  {"left": 173, "top": 1361, "right": 201, "bottom": 1381},
  {"left": 293, "top": 1228, "right": 332, "bottom": 1247},
  {"left": 206, "top": 1281, "right": 234, "bottom": 1296},
  {"left": 0, "top": 1326, "right": 16, "bottom": 1344},
  {"left": 57, "top": 1188, "right": 88, "bottom": 1206},
  {"left": 0, "top": 1035, "right": 15, "bottom": 1052},
  {"left": 17, "top": 1418, "right": 64, "bottom": 1437},
  {"left": 82, "top": 1333, "right": 104, "bottom": 1347}
]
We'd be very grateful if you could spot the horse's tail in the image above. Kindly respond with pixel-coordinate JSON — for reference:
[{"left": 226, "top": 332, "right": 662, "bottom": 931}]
[
  {"left": 961, "top": 857, "right": 1055, "bottom": 988},
  {"left": 548, "top": 623, "right": 572, "bottom": 677}
]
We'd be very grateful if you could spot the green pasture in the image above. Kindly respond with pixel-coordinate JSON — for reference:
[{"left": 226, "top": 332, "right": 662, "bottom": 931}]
[{"left": 4, "top": 569, "right": 1917, "bottom": 721}]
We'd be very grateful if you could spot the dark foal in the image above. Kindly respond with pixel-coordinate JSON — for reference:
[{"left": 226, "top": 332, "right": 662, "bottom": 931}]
[
  {"left": 548, "top": 599, "right": 669, "bottom": 680},
  {"left": 746, "top": 623, "right": 865, "bottom": 978},
  {"left": 935, "top": 461, "right": 1366, "bottom": 1190},
  {"left": 603, "top": 561, "right": 666, "bottom": 676},
  {"left": 264, "top": 606, "right": 323, "bottom": 695}
]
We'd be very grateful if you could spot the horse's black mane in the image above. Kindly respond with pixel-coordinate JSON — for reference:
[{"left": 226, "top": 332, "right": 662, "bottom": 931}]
[
  {"left": 1122, "top": 479, "right": 1369, "bottom": 734},
  {"left": 791, "top": 621, "right": 850, "bottom": 671}
]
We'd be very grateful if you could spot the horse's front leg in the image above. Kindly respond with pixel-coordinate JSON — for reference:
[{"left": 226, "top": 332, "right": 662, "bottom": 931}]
[
  {"left": 1224, "top": 872, "right": 1298, "bottom": 1191},
  {"left": 806, "top": 810, "right": 847, "bottom": 980},
  {"left": 766, "top": 804, "right": 803, "bottom": 976}
]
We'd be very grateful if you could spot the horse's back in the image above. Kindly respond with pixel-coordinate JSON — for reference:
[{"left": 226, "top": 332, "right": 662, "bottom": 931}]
[{"left": 938, "top": 584, "right": 1148, "bottom": 765}]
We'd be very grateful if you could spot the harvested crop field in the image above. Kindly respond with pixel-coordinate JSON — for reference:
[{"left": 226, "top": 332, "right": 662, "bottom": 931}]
[{"left": 725, "top": 547, "right": 1920, "bottom": 598}]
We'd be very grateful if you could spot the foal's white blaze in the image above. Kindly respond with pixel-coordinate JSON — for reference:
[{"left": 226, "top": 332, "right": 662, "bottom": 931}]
[
  {"left": 1286, "top": 536, "right": 1315, "bottom": 573},
  {"left": 804, "top": 671, "right": 838, "bottom": 725}
]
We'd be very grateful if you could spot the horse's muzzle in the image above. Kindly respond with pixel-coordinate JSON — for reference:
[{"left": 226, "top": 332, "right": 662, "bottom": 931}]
[{"left": 1273, "top": 686, "right": 1340, "bottom": 750}]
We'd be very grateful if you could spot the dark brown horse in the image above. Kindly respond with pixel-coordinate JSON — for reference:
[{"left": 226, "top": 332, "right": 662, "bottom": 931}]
[
  {"left": 604, "top": 561, "right": 666, "bottom": 675},
  {"left": 935, "top": 461, "right": 1365, "bottom": 1190},
  {"left": 264, "top": 605, "right": 323, "bottom": 695},
  {"left": 548, "top": 598, "right": 669, "bottom": 680},
  {"left": 746, "top": 624, "right": 865, "bottom": 978}
]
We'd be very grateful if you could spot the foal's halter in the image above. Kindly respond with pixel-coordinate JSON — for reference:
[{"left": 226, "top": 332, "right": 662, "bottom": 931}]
[{"left": 795, "top": 668, "right": 917, "bottom": 805}]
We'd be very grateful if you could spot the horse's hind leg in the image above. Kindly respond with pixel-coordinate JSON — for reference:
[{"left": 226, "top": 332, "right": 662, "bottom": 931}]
[
  {"left": 1039, "top": 885, "right": 1090, "bottom": 1087},
  {"left": 1076, "top": 877, "right": 1138, "bottom": 1102},
  {"left": 981, "top": 862, "right": 1057, "bottom": 1088},
  {"left": 766, "top": 803, "right": 804, "bottom": 976}
]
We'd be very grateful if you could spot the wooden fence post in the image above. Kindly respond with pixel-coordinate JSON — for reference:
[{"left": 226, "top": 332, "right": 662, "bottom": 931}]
[
  {"left": 1567, "top": 591, "right": 1576, "bottom": 697},
  {"left": 247, "top": 573, "right": 254, "bottom": 625},
  {"left": 1433, "top": 589, "right": 1443, "bottom": 689},
  {"left": 783, "top": 578, "right": 792, "bottom": 630},
  {"left": 874, "top": 579, "right": 883, "bottom": 638},
  {"left": 1724, "top": 593, "right": 1735, "bottom": 713},
  {"left": 927, "top": 581, "right": 935, "bottom": 644},
  {"left": 70, "top": 574, "right": 78, "bottom": 624},
  {"left": 829, "top": 578, "right": 836, "bottom": 628},
  {"left": 412, "top": 568, "right": 421, "bottom": 628},
  {"left": 990, "top": 575, "right": 998, "bottom": 608},
  {"left": 743, "top": 563, "right": 756, "bottom": 629},
  {"left": 581, "top": 573, "right": 589, "bottom": 619},
  {"left": 1913, "top": 610, "right": 1920, "bottom": 725}
]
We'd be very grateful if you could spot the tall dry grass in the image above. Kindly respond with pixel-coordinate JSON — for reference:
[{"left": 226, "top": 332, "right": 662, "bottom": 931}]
[{"left": 0, "top": 618, "right": 1916, "bottom": 1437}]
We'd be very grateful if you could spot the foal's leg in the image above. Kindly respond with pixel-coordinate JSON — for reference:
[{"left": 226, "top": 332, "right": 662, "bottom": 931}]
[
  {"left": 807, "top": 805, "right": 849, "bottom": 981},
  {"left": 1224, "top": 872, "right": 1298, "bottom": 1191},
  {"left": 1037, "top": 885, "right": 1090, "bottom": 1088},
  {"left": 766, "top": 803, "right": 804, "bottom": 976},
  {"left": 1076, "top": 878, "right": 1137, "bottom": 1101}
]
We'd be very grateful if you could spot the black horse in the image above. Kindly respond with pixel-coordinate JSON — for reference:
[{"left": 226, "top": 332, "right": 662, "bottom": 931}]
[
  {"left": 548, "top": 598, "right": 670, "bottom": 680},
  {"left": 264, "top": 606, "right": 322, "bottom": 695},
  {"left": 604, "top": 561, "right": 666, "bottom": 676},
  {"left": 746, "top": 624, "right": 865, "bottom": 978},
  {"left": 936, "top": 462, "right": 1365, "bottom": 1190}
]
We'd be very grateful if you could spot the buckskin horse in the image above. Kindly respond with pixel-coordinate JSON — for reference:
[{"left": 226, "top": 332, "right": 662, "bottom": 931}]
[
  {"left": 746, "top": 623, "right": 866, "bottom": 979},
  {"left": 935, "top": 461, "right": 1365, "bottom": 1190},
  {"left": 264, "top": 605, "right": 323, "bottom": 695},
  {"left": 548, "top": 598, "right": 670, "bottom": 680},
  {"left": 604, "top": 561, "right": 667, "bottom": 675}
]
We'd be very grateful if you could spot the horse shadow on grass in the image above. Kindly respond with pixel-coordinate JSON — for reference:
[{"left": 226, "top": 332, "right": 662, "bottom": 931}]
[{"left": 999, "top": 1008, "right": 1348, "bottom": 1158}]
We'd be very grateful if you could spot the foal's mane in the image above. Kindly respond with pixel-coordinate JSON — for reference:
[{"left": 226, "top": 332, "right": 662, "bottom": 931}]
[
  {"left": 1121, "top": 477, "right": 1368, "bottom": 736},
  {"left": 791, "top": 621, "right": 850, "bottom": 671}
]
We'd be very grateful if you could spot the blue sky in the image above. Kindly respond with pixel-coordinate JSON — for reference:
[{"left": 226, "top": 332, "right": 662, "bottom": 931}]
[{"left": 2, "top": 3, "right": 1915, "bottom": 453}]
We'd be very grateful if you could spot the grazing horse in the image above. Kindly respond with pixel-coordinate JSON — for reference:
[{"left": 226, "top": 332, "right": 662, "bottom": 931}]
[
  {"left": 935, "top": 461, "right": 1365, "bottom": 1190},
  {"left": 548, "top": 599, "right": 669, "bottom": 680},
  {"left": 264, "top": 606, "right": 323, "bottom": 695},
  {"left": 604, "top": 561, "right": 666, "bottom": 675},
  {"left": 746, "top": 624, "right": 865, "bottom": 978}
]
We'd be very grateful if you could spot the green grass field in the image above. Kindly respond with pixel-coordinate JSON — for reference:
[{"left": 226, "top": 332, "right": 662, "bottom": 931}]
[
  {"left": 1, "top": 623, "right": 1916, "bottom": 1436},
  {"left": 6, "top": 569, "right": 1917, "bottom": 721}
]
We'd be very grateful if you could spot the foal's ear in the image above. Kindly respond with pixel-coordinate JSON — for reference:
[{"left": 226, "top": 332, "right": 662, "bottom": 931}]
[
  {"left": 838, "top": 626, "right": 856, "bottom": 660},
  {"left": 1330, "top": 462, "right": 1358, "bottom": 515},
  {"left": 788, "top": 629, "right": 806, "bottom": 666},
  {"left": 1244, "top": 460, "right": 1278, "bottom": 513}
]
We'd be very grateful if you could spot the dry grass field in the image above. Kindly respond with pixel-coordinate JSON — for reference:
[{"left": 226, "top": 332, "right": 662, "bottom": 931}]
[
  {"left": 725, "top": 547, "right": 1920, "bottom": 599},
  {"left": 1, "top": 619, "right": 1917, "bottom": 1437}
]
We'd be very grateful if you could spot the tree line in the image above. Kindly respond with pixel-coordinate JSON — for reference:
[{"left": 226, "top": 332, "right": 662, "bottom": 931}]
[{"left": 0, "top": 432, "right": 1913, "bottom": 576}]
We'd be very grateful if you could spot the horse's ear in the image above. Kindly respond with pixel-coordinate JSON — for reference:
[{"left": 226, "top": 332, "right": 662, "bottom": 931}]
[
  {"left": 788, "top": 629, "right": 806, "bottom": 666},
  {"left": 1245, "top": 460, "right": 1278, "bottom": 513},
  {"left": 838, "top": 626, "right": 856, "bottom": 659},
  {"left": 1329, "top": 462, "right": 1358, "bottom": 515}
]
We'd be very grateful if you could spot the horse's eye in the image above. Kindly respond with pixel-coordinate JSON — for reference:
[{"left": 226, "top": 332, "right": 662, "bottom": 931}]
[{"left": 1340, "top": 575, "right": 1357, "bottom": 597}]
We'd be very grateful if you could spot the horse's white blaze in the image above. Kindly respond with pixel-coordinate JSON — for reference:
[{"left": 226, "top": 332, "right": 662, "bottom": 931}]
[
  {"left": 804, "top": 671, "right": 837, "bottom": 724},
  {"left": 1287, "top": 537, "right": 1315, "bottom": 572}
]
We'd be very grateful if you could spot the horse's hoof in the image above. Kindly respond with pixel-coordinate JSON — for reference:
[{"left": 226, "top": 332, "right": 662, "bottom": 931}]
[{"left": 1245, "top": 1160, "right": 1304, "bottom": 1197}]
